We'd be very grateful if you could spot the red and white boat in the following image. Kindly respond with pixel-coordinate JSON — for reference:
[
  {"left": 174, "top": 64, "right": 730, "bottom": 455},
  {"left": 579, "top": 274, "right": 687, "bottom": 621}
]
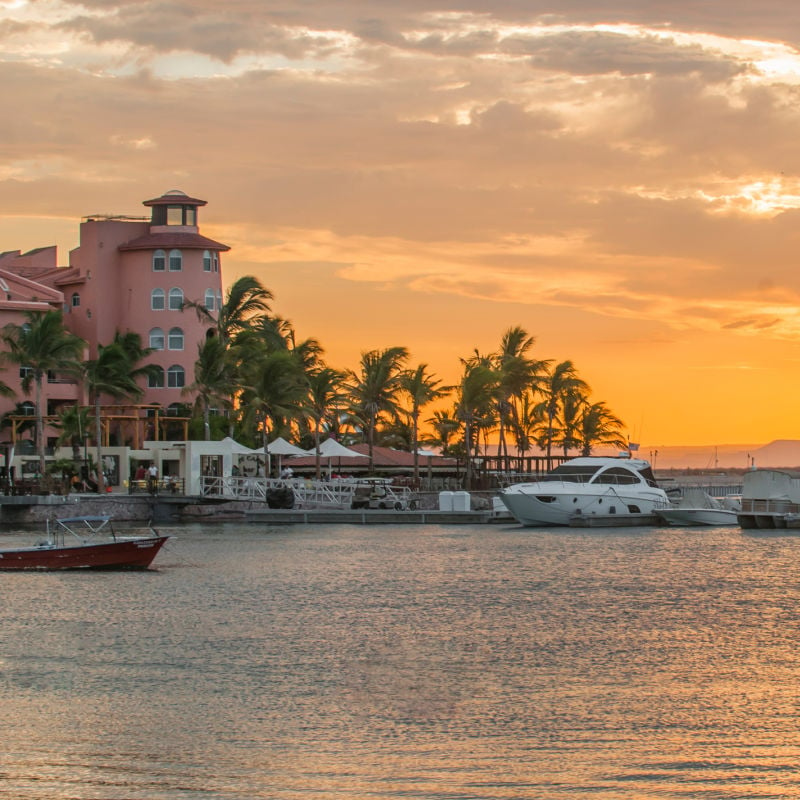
[{"left": 0, "top": 516, "right": 170, "bottom": 571}]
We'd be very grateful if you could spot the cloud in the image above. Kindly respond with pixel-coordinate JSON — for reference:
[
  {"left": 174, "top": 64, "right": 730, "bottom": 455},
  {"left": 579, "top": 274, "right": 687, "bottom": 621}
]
[{"left": 6, "top": 1, "right": 800, "bottom": 445}]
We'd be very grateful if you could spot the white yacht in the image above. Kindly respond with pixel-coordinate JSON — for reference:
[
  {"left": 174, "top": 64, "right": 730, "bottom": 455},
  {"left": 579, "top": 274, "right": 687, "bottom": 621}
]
[{"left": 499, "top": 456, "right": 670, "bottom": 527}]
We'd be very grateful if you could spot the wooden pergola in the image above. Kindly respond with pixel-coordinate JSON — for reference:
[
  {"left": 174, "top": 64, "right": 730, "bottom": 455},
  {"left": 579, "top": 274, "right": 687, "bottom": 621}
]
[{"left": 7, "top": 404, "right": 190, "bottom": 449}]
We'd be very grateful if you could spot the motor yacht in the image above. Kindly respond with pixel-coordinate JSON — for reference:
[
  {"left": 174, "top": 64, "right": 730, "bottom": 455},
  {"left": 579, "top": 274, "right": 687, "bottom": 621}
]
[{"left": 499, "top": 456, "right": 670, "bottom": 527}]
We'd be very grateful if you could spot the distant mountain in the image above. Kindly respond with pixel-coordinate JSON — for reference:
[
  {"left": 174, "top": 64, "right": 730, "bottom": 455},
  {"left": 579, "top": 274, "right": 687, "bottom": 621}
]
[{"left": 643, "top": 440, "right": 800, "bottom": 470}]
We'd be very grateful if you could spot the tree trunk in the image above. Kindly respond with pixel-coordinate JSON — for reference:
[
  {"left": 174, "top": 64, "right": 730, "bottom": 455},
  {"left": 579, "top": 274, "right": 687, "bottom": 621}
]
[
  {"left": 314, "top": 421, "right": 321, "bottom": 480},
  {"left": 35, "top": 373, "right": 45, "bottom": 478},
  {"left": 95, "top": 397, "right": 105, "bottom": 493}
]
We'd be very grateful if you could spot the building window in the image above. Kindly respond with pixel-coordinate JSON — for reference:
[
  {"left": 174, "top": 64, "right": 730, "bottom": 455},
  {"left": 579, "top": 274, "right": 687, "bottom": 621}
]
[
  {"left": 204, "top": 289, "right": 215, "bottom": 310},
  {"left": 148, "top": 366, "right": 165, "bottom": 388},
  {"left": 153, "top": 250, "right": 166, "bottom": 271},
  {"left": 203, "top": 250, "right": 212, "bottom": 272},
  {"left": 20, "top": 401, "right": 35, "bottom": 416},
  {"left": 149, "top": 328, "right": 165, "bottom": 350},
  {"left": 168, "top": 287, "right": 184, "bottom": 310},
  {"left": 19, "top": 366, "right": 33, "bottom": 380},
  {"left": 213, "top": 253, "right": 219, "bottom": 272},
  {"left": 167, "top": 365, "right": 185, "bottom": 388},
  {"left": 71, "top": 292, "right": 80, "bottom": 307},
  {"left": 151, "top": 288, "right": 165, "bottom": 310},
  {"left": 168, "top": 249, "right": 182, "bottom": 271},
  {"left": 168, "top": 327, "right": 184, "bottom": 350}
]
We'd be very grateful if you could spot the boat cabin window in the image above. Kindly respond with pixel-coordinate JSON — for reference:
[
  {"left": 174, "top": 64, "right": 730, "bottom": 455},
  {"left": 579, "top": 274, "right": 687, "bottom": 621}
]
[
  {"left": 592, "top": 467, "right": 640, "bottom": 485},
  {"left": 541, "top": 465, "right": 598, "bottom": 483},
  {"left": 637, "top": 466, "right": 659, "bottom": 487}
]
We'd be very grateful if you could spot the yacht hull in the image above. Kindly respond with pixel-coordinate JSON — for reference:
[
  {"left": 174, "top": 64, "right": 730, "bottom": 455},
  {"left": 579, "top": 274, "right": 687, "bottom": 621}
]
[{"left": 500, "top": 483, "right": 668, "bottom": 527}]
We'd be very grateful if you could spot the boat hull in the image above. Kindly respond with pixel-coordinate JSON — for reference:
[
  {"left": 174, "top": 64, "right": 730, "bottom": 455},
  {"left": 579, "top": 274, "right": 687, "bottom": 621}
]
[
  {"left": 657, "top": 508, "right": 739, "bottom": 527},
  {"left": 500, "top": 484, "right": 669, "bottom": 527},
  {"left": 0, "top": 536, "right": 170, "bottom": 571}
]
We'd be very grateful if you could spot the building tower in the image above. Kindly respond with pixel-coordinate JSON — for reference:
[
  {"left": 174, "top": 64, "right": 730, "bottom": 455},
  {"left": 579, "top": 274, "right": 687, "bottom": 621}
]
[{"left": 62, "top": 189, "right": 229, "bottom": 412}]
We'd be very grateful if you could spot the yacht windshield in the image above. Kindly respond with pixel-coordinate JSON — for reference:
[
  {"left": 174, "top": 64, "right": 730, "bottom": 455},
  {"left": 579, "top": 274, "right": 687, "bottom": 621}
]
[
  {"left": 637, "top": 466, "right": 659, "bottom": 487},
  {"left": 591, "top": 467, "right": 641, "bottom": 485},
  {"left": 540, "top": 465, "right": 599, "bottom": 483}
]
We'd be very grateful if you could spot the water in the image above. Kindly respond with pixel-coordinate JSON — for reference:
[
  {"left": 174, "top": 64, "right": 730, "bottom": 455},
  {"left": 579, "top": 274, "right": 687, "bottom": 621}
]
[{"left": 1, "top": 521, "right": 800, "bottom": 799}]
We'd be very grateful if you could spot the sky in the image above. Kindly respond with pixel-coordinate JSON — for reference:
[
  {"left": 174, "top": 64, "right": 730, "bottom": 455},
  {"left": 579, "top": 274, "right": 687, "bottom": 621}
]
[{"left": 3, "top": 0, "right": 800, "bottom": 448}]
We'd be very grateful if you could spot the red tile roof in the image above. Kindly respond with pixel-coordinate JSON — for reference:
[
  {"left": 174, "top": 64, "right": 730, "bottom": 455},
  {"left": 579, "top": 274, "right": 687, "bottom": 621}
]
[
  {"left": 143, "top": 190, "right": 207, "bottom": 207},
  {"left": 119, "top": 232, "right": 230, "bottom": 252}
]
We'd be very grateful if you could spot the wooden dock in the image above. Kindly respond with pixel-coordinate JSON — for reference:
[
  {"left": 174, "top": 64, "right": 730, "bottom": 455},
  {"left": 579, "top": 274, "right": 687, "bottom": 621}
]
[{"left": 245, "top": 508, "right": 496, "bottom": 525}]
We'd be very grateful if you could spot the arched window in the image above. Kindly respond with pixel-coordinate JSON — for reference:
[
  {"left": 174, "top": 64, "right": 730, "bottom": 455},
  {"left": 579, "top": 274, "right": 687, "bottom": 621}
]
[
  {"left": 167, "top": 402, "right": 184, "bottom": 416},
  {"left": 168, "top": 287, "right": 183, "bottom": 310},
  {"left": 168, "top": 327, "right": 184, "bottom": 350},
  {"left": 20, "top": 401, "right": 35, "bottom": 416},
  {"left": 216, "top": 291, "right": 222, "bottom": 310},
  {"left": 152, "top": 249, "right": 166, "bottom": 271},
  {"left": 151, "top": 288, "right": 165, "bottom": 310},
  {"left": 204, "top": 289, "right": 215, "bottom": 310},
  {"left": 149, "top": 328, "right": 165, "bottom": 350},
  {"left": 203, "top": 250, "right": 212, "bottom": 272},
  {"left": 167, "top": 365, "right": 185, "bottom": 388},
  {"left": 213, "top": 253, "right": 219, "bottom": 272},
  {"left": 168, "top": 249, "right": 182, "bottom": 271},
  {"left": 148, "top": 366, "right": 165, "bottom": 388},
  {"left": 71, "top": 292, "right": 80, "bottom": 307}
]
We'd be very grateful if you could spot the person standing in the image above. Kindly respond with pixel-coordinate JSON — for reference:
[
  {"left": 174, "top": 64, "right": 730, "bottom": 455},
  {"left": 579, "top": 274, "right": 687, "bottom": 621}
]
[{"left": 147, "top": 462, "right": 159, "bottom": 495}]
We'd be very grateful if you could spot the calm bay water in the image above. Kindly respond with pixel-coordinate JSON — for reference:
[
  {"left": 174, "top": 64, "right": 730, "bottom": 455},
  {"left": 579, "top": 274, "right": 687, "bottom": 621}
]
[{"left": 1, "top": 521, "right": 800, "bottom": 799}]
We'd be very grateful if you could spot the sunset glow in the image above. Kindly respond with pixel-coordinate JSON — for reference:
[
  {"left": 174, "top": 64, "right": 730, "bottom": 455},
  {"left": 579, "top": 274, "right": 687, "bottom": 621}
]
[{"left": 4, "top": 1, "right": 800, "bottom": 447}]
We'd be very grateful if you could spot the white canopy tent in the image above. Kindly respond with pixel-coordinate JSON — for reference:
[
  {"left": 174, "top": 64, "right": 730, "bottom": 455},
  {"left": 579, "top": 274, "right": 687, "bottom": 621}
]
[
  {"left": 267, "top": 437, "right": 311, "bottom": 457},
  {"left": 317, "top": 438, "right": 366, "bottom": 458},
  {"left": 267, "top": 436, "right": 312, "bottom": 477},
  {"left": 315, "top": 438, "right": 368, "bottom": 478}
]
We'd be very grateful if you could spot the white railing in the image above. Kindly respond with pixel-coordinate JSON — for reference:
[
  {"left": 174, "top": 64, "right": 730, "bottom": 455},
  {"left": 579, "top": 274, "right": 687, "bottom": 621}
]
[{"left": 200, "top": 476, "right": 415, "bottom": 509}]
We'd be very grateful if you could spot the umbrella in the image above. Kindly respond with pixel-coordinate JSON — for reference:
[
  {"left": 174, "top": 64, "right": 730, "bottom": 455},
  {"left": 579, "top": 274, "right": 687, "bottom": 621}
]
[
  {"left": 318, "top": 438, "right": 367, "bottom": 459},
  {"left": 316, "top": 438, "right": 368, "bottom": 479},
  {"left": 266, "top": 436, "right": 311, "bottom": 477},
  {"left": 267, "top": 437, "right": 311, "bottom": 457},
  {"left": 221, "top": 436, "right": 260, "bottom": 454}
]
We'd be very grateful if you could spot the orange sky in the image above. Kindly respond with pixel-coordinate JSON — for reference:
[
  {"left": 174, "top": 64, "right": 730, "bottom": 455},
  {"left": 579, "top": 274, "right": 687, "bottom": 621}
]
[{"left": 3, "top": 1, "right": 800, "bottom": 447}]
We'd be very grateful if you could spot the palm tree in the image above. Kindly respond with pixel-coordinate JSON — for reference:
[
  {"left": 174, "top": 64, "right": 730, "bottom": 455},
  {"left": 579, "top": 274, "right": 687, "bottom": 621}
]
[
  {"left": 53, "top": 403, "right": 92, "bottom": 463},
  {"left": 425, "top": 408, "right": 461, "bottom": 456},
  {"left": 536, "top": 360, "right": 589, "bottom": 465},
  {"left": 493, "top": 326, "right": 549, "bottom": 470},
  {"left": 183, "top": 335, "right": 233, "bottom": 440},
  {"left": 304, "top": 367, "right": 347, "bottom": 479},
  {"left": 456, "top": 362, "right": 498, "bottom": 489},
  {"left": 238, "top": 349, "right": 306, "bottom": 473},
  {"left": 186, "top": 274, "right": 273, "bottom": 344},
  {"left": 1, "top": 310, "right": 85, "bottom": 476},
  {"left": 345, "top": 347, "right": 409, "bottom": 473},
  {"left": 509, "top": 390, "right": 542, "bottom": 459},
  {"left": 578, "top": 402, "right": 627, "bottom": 456},
  {"left": 399, "top": 363, "right": 450, "bottom": 483},
  {"left": 554, "top": 389, "right": 588, "bottom": 457},
  {"left": 84, "top": 339, "right": 147, "bottom": 492}
]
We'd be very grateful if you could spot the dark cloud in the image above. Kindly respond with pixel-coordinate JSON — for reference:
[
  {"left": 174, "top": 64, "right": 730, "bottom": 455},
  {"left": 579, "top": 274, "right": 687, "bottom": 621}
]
[{"left": 47, "top": 0, "right": 800, "bottom": 51}]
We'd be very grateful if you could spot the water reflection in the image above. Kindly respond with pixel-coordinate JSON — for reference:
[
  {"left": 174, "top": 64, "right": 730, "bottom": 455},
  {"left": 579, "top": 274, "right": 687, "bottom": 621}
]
[{"left": 1, "top": 522, "right": 799, "bottom": 798}]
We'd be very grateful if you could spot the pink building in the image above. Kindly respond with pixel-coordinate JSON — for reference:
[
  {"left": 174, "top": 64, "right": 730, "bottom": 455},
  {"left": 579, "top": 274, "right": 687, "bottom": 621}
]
[{"left": 0, "top": 189, "right": 228, "bottom": 442}]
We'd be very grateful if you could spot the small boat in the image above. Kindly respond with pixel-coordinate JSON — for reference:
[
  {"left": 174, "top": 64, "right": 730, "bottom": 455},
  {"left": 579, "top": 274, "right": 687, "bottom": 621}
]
[
  {"left": 656, "top": 488, "right": 740, "bottom": 527},
  {"left": 499, "top": 456, "right": 670, "bottom": 527},
  {"left": 0, "top": 516, "right": 170, "bottom": 571}
]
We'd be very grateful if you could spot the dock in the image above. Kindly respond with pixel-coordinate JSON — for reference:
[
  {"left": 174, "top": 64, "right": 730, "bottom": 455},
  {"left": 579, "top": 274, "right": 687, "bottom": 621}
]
[{"left": 245, "top": 508, "right": 495, "bottom": 525}]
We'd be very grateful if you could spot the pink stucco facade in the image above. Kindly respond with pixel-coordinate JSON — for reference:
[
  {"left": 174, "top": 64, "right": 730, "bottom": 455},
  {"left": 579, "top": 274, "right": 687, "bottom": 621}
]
[{"left": 0, "top": 190, "right": 228, "bottom": 438}]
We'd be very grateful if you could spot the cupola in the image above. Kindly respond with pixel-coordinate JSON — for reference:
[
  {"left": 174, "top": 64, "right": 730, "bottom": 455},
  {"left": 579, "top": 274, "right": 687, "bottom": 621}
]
[{"left": 143, "top": 189, "right": 207, "bottom": 228}]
